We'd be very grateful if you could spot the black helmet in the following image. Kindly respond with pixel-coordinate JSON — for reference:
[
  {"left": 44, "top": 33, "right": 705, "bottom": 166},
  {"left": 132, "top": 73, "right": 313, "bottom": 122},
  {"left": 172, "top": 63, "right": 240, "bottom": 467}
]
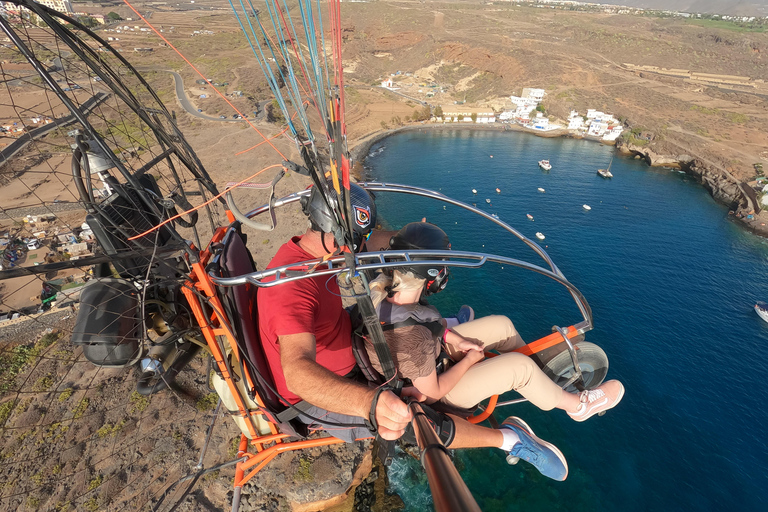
[
  {"left": 389, "top": 222, "right": 450, "bottom": 295},
  {"left": 301, "top": 182, "right": 376, "bottom": 251}
]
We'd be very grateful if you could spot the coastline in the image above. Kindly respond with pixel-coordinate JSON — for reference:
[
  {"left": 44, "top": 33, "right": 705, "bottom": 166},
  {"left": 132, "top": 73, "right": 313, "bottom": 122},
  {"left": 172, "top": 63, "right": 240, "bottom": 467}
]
[{"left": 351, "top": 122, "right": 768, "bottom": 238}]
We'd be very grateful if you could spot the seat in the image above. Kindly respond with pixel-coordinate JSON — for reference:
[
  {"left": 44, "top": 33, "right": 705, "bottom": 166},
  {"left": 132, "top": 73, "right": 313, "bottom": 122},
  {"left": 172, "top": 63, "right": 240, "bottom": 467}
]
[{"left": 213, "top": 225, "right": 308, "bottom": 438}]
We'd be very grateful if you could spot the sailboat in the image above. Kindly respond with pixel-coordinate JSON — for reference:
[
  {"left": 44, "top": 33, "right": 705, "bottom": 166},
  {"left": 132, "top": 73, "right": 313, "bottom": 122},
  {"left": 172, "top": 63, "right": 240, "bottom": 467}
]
[{"left": 597, "top": 156, "right": 614, "bottom": 178}]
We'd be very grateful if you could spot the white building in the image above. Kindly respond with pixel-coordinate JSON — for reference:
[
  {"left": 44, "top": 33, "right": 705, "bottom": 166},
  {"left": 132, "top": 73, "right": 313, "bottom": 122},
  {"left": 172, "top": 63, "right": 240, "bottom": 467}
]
[
  {"left": 567, "top": 111, "right": 584, "bottom": 131},
  {"left": 588, "top": 121, "right": 609, "bottom": 137},
  {"left": 602, "top": 125, "right": 624, "bottom": 142},
  {"left": 521, "top": 88, "right": 546, "bottom": 102},
  {"left": 440, "top": 106, "right": 496, "bottom": 124},
  {"left": 34, "top": 0, "right": 72, "bottom": 13},
  {"left": 531, "top": 112, "right": 562, "bottom": 132}
]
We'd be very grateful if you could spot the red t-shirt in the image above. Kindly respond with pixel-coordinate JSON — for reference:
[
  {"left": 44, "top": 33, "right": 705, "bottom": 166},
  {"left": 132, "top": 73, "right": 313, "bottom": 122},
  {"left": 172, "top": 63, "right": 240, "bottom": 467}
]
[{"left": 257, "top": 236, "right": 355, "bottom": 403}]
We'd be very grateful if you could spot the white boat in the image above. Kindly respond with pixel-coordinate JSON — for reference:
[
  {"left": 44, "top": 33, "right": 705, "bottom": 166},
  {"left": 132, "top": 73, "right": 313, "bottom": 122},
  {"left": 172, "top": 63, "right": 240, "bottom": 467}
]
[
  {"left": 485, "top": 198, "right": 491, "bottom": 204},
  {"left": 598, "top": 156, "right": 614, "bottom": 178},
  {"left": 491, "top": 213, "right": 499, "bottom": 219},
  {"left": 538, "top": 160, "right": 552, "bottom": 171},
  {"left": 537, "top": 187, "right": 545, "bottom": 193},
  {"left": 755, "top": 302, "right": 768, "bottom": 323},
  {"left": 583, "top": 204, "right": 591, "bottom": 210},
  {"left": 526, "top": 214, "right": 534, "bottom": 221},
  {"left": 535, "top": 232, "right": 545, "bottom": 240},
  {"left": 496, "top": 188, "right": 501, "bottom": 194},
  {"left": 472, "top": 189, "right": 477, "bottom": 194},
  {"left": 597, "top": 169, "right": 613, "bottom": 178}
]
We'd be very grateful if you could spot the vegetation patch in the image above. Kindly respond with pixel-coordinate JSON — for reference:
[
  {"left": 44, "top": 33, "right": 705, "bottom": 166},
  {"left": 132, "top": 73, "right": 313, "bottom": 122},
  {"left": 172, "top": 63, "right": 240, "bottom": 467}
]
[
  {"left": 84, "top": 496, "right": 99, "bottom": 512},
  {"left": 294, "top": 456, "right": 314, "bottom": 483},
  {"left": 97, "top": 421, "right": 124, "bottom": 438},
  {"left": 72, "top": 398, "right": 89, "bottom": 419},
  {"left": 38, "top": 330, "right": 62, "bottom": 348},
  {"left": 58, "top": 388, "right": 74, "bottom": 402},
  {"left": 33, "top": 374, "right": 54, "bottom": 392},
  {"left": 129, "top": 391, "right": 150, "bottom": 413},
  {"left": 0, "top": 401, "right": 15, "bottom": 425},
  {"left": 195, "top": 392, "right": 219, "bottom": 412},
  {"left": 0, "top": 344, "right": 33, "bottom": 393},
  {"left": 87, "top": 475, "right": 103, "bottom": 491}
]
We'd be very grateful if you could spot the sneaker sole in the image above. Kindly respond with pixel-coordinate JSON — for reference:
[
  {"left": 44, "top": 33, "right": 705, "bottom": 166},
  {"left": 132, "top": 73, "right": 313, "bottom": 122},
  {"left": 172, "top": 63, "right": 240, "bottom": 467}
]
[
  {"left": 503, "top": 417, "right": 569, "bottom": 481},
  {"left": 571, "top": 382, "right": 625, "bottom": 422}
]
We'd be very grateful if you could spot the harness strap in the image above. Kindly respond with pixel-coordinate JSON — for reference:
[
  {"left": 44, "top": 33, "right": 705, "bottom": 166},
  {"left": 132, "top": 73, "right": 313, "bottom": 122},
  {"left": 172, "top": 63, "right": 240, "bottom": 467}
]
[
  {"left": 275, "top": 399, "right": 316, "bottom": 423},
  {"left": 381, "top": 318, "right": 444, "bottom": 338}
]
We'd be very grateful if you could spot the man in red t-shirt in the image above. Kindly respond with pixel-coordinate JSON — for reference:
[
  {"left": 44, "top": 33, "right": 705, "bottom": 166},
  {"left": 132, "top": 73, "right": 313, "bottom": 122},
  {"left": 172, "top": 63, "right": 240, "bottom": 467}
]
[{"left": 258, "top": 184, "right": 411, "bottom": 442}]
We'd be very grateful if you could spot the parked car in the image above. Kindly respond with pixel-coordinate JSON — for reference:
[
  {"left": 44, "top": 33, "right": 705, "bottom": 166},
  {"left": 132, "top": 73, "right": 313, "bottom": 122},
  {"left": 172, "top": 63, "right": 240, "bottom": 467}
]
[
  {"left": 197, "top": 109, "right": 202, "bottom": 112},
  {"left": 27, "top": 239, "right": 41, "bottom": 250},
  {"left": 219, "top": 115, "right": 226, "bottom": 119}
]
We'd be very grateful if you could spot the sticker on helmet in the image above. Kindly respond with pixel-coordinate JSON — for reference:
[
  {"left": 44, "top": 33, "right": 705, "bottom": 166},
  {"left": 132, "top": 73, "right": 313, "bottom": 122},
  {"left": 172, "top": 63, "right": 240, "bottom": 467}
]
[
  {"left": 427, "top": 268, "right": 440, "bottom": 277},
  {"left": 354, "top": 206, "right": 371, "bottom": 228}
]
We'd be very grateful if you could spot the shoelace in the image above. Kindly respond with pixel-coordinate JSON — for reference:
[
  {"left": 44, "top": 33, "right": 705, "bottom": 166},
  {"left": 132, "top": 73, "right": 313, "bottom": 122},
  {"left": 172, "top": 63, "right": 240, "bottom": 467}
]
[
  {"left": 510, "top": 430, "right": 542, "bottom": 464},
  {"left": 580, "top": 388, "right": 606, "bottom": 404},
  {"left": 511, "top": 443, "right": 541, "bottom": 465}
]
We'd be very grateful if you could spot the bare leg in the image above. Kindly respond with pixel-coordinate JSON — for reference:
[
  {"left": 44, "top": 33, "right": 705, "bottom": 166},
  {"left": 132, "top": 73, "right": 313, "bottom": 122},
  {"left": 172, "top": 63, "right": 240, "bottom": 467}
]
[{"left": 445, "top": 414, "right": 504, "bottom": 449}]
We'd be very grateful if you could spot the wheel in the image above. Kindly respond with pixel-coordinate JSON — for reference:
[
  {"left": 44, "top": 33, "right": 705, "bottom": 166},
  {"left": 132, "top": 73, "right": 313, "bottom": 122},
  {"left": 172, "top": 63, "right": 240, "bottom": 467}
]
[{"left": 540, "top": 341, "right": 609, "bottom": 393}]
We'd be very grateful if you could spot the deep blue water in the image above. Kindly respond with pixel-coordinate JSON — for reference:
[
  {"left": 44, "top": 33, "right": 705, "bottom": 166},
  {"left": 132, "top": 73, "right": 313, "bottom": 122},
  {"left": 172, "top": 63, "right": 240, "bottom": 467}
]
[{"left": 362, "top": 129, "right": 768, "bottom": 512}]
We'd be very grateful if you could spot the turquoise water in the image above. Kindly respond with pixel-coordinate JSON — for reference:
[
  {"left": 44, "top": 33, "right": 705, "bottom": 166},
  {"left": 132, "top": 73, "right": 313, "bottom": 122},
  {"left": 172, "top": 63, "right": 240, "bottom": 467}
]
[{"left": 362, "top": 129, "right": 768, "bottom": 512}]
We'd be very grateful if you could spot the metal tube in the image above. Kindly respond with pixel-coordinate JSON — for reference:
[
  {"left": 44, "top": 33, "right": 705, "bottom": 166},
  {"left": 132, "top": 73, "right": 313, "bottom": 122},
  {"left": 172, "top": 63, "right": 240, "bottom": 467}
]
[
  {"left": 237, "top": 183, "right": 592, "bottom": 326},
  {"left": 409, "top": 402, "right": 481, "bottom": 512}
]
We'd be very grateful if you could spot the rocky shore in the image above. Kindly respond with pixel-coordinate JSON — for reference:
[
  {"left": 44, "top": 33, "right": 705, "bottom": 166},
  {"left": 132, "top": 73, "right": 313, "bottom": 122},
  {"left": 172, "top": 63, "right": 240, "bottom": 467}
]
[{"left": 616, "top": 140, "right": 768, "bottom": 237}]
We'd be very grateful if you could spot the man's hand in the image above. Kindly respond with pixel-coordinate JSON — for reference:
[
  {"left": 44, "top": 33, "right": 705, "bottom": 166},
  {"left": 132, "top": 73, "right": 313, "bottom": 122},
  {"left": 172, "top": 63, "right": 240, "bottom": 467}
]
[{"left": 374, "top": 390, "right": 412, "bottom": 440}]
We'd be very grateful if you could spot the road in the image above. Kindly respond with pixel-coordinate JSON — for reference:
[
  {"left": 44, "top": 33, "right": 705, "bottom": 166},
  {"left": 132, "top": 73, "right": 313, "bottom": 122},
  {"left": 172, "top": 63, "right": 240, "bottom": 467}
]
[{"left": 166, "top": 70, "right": 247, "bottom": 122}]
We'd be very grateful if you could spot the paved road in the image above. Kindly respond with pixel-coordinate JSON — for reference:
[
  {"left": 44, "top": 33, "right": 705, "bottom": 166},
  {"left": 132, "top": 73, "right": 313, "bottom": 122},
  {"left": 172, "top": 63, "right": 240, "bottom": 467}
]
[{"left": 166, "top": 70, "right": 247, "bottom": 122}]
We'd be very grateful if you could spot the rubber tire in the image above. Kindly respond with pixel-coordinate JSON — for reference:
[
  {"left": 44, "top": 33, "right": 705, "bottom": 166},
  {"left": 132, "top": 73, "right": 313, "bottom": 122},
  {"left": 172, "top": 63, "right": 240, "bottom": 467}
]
[{"left": 540, "top": 341, "right": 609, "bottom": 393}]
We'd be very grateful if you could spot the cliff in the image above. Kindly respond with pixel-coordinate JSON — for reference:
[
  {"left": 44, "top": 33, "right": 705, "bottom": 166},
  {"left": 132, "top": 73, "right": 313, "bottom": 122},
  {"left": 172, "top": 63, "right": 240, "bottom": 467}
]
[{"left": 616, "top": 139, "right": 768, "bottom": 236}]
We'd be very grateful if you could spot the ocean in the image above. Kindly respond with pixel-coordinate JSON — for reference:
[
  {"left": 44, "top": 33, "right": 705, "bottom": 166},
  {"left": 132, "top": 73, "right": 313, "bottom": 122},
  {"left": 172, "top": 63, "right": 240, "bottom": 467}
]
[{"left": 361, "top": 128, "right": 768, "bottom": 512}]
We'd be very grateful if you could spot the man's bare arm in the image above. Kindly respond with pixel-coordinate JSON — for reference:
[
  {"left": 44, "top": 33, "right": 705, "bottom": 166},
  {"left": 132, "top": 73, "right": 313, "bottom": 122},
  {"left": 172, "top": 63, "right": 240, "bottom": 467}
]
[
  {"left": 279, "top": 332, "right": 412, "bottom": 439},
  {"left": 280, "top": 332, "right": 373, "bottom": 417}
]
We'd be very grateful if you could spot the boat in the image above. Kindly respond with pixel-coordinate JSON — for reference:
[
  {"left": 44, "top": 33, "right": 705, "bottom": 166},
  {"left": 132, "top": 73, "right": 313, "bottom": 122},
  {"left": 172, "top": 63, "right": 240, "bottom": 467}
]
[
  {"left": 755, "top": 302, "right": 768, "bottom": 323},
  {"left": 472, "top": 189, "right": 477, "bottom": 194},
  {"left": 583, "top": 204, "right": 591, "bottom": 210},
  {"left": 491, "top": 214, "right": 499, "bottom": 219},
  {"left": 535, "top": 232, "right": 545, "bottom": 240},
  {"left": 597, "top": 156, "right": 614, "bottom": 178},
  {"left": 485, "top": 198, "right": 491, "bottom": 204},
  {"left": 538, "top": 160, "right": 552, "bottom": 171},
  {"left": 496, "top": 188, "right": 501, "bottom": 194},
  {"left": 526, "top": 214, "right": 534, "bottom": 221},
  {"left": 537, "top": 187, "right": 545, "bottom": 193}
]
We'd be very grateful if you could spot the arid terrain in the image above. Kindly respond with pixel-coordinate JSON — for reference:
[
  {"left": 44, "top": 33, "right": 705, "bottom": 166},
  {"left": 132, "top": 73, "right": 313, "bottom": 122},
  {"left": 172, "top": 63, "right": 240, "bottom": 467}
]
[{"left": 1, "top": 1, "right": 767, "bottom": 511}]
